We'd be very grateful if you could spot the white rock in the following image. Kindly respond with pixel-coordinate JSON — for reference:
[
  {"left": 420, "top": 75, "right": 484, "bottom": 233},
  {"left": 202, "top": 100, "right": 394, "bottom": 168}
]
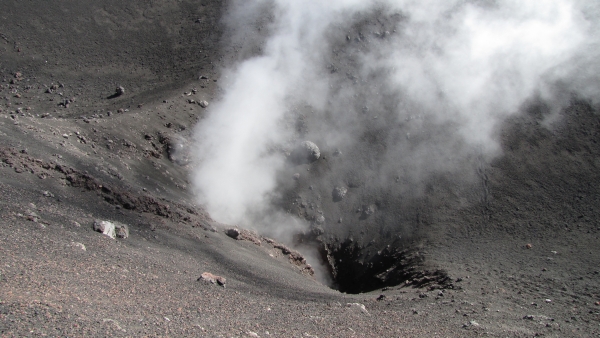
[
  {"left": 346, "top": 303, "right": 369, "bottom": 315},
  {"left": 291, "top": 141, "right": 320, "bottom": 164},
  {"left": 72, "top": 242, "right": 86, "bottom": 251},
  {"left": 93, "top": 220, "right": 116, "bottom": 239}
]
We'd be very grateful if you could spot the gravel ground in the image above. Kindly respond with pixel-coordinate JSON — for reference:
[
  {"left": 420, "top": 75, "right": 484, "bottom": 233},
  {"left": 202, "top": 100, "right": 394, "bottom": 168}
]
[{"left": 1, "top": 0, "right": 599, "bottom": 337}]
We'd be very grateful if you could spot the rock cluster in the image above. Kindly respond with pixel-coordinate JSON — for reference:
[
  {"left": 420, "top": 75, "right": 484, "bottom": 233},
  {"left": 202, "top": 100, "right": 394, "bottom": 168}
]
[{"left": 93, "top": 220, "right": 129, "bottom": 239}]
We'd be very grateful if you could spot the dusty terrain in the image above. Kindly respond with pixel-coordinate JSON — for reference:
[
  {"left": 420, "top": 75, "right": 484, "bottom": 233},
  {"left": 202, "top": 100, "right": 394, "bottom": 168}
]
[{"left": 1, "top": 0, "right": 599, "bottom": 337}]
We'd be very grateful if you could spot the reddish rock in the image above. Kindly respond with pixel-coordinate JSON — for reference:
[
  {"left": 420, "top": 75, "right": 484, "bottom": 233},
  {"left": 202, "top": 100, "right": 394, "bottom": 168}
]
[{"left": 198, "top": 272, "right": 226, "bottom": 287}]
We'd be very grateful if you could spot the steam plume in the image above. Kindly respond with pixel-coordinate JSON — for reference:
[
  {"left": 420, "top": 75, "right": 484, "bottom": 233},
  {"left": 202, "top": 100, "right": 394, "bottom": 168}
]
[{"left": 193, "top": 0, "right": 599, "bottom": 240}]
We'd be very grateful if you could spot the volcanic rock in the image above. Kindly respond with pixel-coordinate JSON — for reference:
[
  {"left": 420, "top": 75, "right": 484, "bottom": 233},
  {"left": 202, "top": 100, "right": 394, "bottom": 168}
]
[
  {"left": 115, "top": 223, "right": 129, "bottom": 239},
  {"left": 332, "top": 186, "right": 347, "bottom": 201},
  {"left": 93, "top": 220, "right": 129, "bottom": 239},
  {"left": 225, "top": 228, "right": 261, "bottom": 246},
  {"left": 314, "top": 214, "right": 325, "bottom": 225},
  {"left": 290, "top": 141, "right": 320, "bottom": 164},
  {"left": 361, "top": 205, "right": 375, "bottom": 217},
  {"left": 198, "top": 272, "right": 226, "bottom": 287},
  {"left": 346, "top": 303, "right": 369, "bottom": 315},
  {"left": 93, "top": 220, "right": 116, "bottom": 239},
  {"left": 167, "top": 139, "right": 191, "bottom": 166}
]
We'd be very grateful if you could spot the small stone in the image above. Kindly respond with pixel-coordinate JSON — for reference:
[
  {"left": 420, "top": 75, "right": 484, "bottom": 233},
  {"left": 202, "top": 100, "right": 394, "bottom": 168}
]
[
  {"left": 198, "top": 272, "right": 226, "bottom": 287},
  {"left": 346, "top": 303, "right": 369, "bottom": 315},
  {"left": 315, "top": 215, "right": 325, "bottom": 225},
  {"left": 310, "top": 225, "right": 324, "bottom": 236},
  {"left": 198, "top": 100, "right": 209, "bottom": 108},
  {"left": 115, "top": 86, "right": 125, "bottom": 96},
  {"left": 72, "top": 242, "right": 86, "bottom": 251},
  {"left": 362, "top": 204, "right": 375, "bottom": 217},
  {"left": 274, "top": 243, "right": 292, "bottom": 255},
  {"left": 225, "top": 228, "right": 241, "bottom": 239},
  {"left": 291, "top": 141, "right": 320, "bottom": 164},
  {"left": 167, "top": 138, "right": 191, "bottom": 166},
  {"left": 225, "top": 228, "right": 261, "bottom": 245},
  {"left": 115, "top": 223, "right": 129, "bottom": 239},
  {"left": 525, "top": 243, "right": 533, "bottom": 249},
  {"left": 332, "top": 186, "right": 347, "bottom": 201},
  {"left": 42, "top": 190, "right": 54, "bottom": 197}
]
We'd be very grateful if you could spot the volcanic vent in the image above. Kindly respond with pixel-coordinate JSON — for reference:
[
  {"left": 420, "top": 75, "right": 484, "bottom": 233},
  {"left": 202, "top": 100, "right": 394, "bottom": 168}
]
[{"left": 193, "top": 1, "right": 600, "bottom": 293}]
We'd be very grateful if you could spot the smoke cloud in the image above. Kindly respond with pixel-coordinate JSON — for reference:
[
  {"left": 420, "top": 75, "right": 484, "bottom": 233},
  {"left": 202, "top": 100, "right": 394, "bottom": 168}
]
[{"left": 192, "top": 0, "right": 600, "bottom": 248}]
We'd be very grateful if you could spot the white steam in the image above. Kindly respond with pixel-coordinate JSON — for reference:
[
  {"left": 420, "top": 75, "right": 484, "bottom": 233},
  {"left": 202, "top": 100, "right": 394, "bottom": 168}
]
[
  {"left": 378, "top": 0, "right": 588, "bottom": 150},
  {"left": 193, "top": 0, "right": 600, "bottom": 237}
]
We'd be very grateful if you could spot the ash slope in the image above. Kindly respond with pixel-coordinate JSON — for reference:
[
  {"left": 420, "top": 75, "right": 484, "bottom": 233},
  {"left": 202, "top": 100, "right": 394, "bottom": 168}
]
[{"left": 0, "top": 0, "right": 599, "bottom": 336}]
